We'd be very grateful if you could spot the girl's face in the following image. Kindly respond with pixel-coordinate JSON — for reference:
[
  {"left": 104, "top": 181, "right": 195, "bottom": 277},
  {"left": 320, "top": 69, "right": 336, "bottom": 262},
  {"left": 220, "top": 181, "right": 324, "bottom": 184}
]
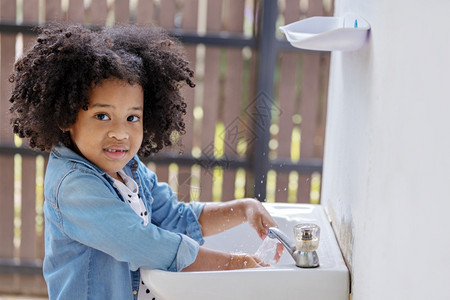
[{"left": 68, "top": 78, "right": 144, "bottom": 181}]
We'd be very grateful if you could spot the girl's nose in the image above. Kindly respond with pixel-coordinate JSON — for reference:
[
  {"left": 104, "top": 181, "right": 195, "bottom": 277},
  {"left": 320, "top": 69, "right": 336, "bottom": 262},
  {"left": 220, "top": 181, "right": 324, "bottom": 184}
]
[{"left": 108, "top": 125, "right": 128, "bottom": 140}]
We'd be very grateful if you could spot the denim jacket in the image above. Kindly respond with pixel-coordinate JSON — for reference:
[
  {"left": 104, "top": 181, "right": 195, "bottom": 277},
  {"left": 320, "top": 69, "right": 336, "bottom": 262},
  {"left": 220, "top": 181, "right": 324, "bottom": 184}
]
[{"left": 43, "top": 146, "right": 205, "bottom": 299}]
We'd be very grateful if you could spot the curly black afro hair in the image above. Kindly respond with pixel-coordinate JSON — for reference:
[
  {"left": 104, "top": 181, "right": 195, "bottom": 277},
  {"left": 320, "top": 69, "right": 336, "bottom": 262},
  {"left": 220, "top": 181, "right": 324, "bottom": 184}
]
[{"left": 9, "top": 23, "right": 194, "bottom": 156}]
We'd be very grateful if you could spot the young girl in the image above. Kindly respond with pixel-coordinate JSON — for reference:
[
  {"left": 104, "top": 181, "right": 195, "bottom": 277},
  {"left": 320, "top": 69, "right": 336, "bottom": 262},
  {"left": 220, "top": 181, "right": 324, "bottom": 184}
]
[{"left": 9, "top": 24, "right": 282, "bottom": 299}]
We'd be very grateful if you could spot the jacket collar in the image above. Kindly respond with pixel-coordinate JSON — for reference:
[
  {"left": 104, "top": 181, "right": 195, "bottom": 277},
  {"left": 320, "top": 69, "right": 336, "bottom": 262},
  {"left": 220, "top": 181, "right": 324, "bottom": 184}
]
[
  {"left": 51, "top": 145, "right": 138, "bottom": 176},
  {"left": 52, "top": 145, "right": 106, "bottom": 175}
]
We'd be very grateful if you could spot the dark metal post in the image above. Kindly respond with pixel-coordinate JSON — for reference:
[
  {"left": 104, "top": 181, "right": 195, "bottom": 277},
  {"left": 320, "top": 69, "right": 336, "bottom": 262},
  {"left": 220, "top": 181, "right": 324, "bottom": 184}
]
[{"left": 252, "top": 0, "right": 279, "bottom": 201}]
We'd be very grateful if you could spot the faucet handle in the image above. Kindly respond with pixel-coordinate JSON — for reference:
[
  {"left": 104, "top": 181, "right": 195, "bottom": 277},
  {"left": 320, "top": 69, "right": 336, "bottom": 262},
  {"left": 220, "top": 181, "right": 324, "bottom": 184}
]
[{"left": 294, "top": 224, "right": 320, "bottom": 252}]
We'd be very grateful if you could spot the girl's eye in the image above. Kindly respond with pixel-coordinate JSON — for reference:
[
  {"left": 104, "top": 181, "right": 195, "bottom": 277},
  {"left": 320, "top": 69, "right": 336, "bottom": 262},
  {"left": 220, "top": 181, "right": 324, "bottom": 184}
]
[
  {"left": 127, "top": 115, "right": 140, "bottom": 122},
  {"left": 95, "top": 113, "right": 110, "bottom": 121}
]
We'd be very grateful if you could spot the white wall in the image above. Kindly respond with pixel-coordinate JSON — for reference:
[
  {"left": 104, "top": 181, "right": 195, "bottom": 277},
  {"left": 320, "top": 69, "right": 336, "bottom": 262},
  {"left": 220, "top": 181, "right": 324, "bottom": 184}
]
[{"left": 321, "top": 0, "right": 450, "bottom": 299}]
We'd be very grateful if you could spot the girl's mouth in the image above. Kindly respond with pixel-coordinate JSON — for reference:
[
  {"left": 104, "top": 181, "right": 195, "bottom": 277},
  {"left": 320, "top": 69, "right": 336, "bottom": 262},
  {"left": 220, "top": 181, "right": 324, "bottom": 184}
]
[{"left": 104, "top": 148, "right": 128, "bottom": 159}]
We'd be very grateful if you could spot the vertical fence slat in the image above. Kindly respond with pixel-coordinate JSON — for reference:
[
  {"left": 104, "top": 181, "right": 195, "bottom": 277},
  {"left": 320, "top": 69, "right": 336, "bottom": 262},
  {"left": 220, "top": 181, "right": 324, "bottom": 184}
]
[
  {"left": 158, "top": 0, "right": 177, "bottom": 29},
  {"left": 19, "top": 2, "right": 48, "bottom": 294},
  {"left": 20, "top": 0, "right": 40, "bottom": 263},
  {"left": 199, "top": 0, "right": 222, "bottom": 202},
  {"left": 275, "top": 51, "right": 299, "bottom": 203},
  {"left": 136, "top": 0, "right": 154, "bottom": 25},
  {"left": 115, "top": 0, "right": 130, "bottom": 24},
  {"left": 221, "top": 0, "right": 245, "bottom": 202},
  {"left": 19, "top": 156, "right": 41, "bottom": 294},
  {"left": 0, "top": 0, "right": 17, "bottom": 294},
  {"left": 68, "top": 0, "right": 85, "bottom": 23},
  {"left": 176, "top": 0, "right": 198, "bottom": 202},
  {"left": 23, "top": 0, "right": 40, "bottom": 23},
  {"left": 89, "top": 0, "right": 108, "bottom": 25},
  {"left": 179, "top": 0, "right": 197, "bottom": 154},
  {"left": 296, "top": 0, "right": 324, "bottom": 202},
  {"left": 152, "top": 0, "right": 178, "bottom": 190},
  {"left": 275, "top": 0, "right": 301, "bottom": 202},
  {"left": 297, "top": 55, "right": 320, "bottom": 203},
  {"left": 245, "top": 7, "right": 259, "bottom": 199},
  {"left": 37, "top": 156, "right": 49, "bottom": 261},
  {"left": 20, "top": 156, "right": 37, "bottom": 260},
  {"left": 45, "top": 0, "right": 62, "bottom": 22},
  {"left": 151, "top": 0, "right": 177, "bottom": 189},
  {"left": 0, "top": 0, "right": 16, "bottom": 260}
]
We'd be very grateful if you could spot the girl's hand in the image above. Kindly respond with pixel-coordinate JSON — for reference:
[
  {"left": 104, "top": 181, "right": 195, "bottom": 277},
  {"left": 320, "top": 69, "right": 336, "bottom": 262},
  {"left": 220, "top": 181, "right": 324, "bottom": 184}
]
[
  {"left": 242, "top": 198, "right": 285, "bottom": 263},
  {"left": 197, "top": 198, "right": 284, "bottom": 264},
  {"left": 243, "top": 198, "right": 277, "bottom": 240},
  {"left": 181, "top": 247, "right": 269, "bottom": 272},
  {"left": 229, "top": 253, "right": 269, "bottom": 269},
  {"left": 199, "top": 198, "right": 278, "bottom": 238}
]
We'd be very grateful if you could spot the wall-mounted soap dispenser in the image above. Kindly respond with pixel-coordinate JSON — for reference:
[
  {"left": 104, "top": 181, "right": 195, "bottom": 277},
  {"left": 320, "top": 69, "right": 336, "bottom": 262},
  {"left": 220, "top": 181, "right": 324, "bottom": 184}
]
[{"left": 280, "top": 14, "right": 370, "bottom": 51}]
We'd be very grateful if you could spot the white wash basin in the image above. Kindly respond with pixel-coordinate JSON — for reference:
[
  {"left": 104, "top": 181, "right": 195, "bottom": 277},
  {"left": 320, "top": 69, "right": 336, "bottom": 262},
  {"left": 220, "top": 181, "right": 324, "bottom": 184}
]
[{"left": 141, "top": 203, "right": 349, "bottom": 300}]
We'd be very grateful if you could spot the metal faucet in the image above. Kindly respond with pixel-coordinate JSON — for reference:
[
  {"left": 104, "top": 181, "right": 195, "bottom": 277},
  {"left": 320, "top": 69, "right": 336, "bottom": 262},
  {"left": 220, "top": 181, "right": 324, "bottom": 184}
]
[{"left": 268, "top": 226, "right": 320, "bottom": 268}]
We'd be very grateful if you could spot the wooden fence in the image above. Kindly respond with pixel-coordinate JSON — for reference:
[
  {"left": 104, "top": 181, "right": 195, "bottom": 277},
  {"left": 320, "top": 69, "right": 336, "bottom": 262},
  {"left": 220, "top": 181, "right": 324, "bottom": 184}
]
[{"left": 0, "top": 0, "right": 332, "bottom": 296}]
